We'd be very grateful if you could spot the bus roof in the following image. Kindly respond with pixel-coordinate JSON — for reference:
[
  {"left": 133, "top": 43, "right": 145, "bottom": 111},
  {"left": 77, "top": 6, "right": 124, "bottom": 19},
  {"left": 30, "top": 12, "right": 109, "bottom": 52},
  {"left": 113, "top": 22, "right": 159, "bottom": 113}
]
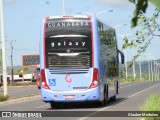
[{"left": 48, "top": 15, "right": 91, "bottom": 19}]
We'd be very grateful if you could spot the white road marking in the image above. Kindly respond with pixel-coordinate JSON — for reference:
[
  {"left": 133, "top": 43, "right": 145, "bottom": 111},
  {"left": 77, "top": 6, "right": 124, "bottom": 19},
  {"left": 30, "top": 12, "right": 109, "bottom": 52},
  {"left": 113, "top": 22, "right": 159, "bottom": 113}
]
[
  {"left": 78, "top": 82, "right": 160, "bottom": 120},
  {"left": 126, "top": 83, "right": 159, "bottom": 99}
]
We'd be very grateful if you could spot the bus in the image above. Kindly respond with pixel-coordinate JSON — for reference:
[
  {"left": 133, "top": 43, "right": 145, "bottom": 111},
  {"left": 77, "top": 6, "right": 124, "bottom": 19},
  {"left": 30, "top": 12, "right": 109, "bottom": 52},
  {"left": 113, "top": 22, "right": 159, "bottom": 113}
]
[{"left": 40, "top": 15, "right": 124, "bottom": 108}]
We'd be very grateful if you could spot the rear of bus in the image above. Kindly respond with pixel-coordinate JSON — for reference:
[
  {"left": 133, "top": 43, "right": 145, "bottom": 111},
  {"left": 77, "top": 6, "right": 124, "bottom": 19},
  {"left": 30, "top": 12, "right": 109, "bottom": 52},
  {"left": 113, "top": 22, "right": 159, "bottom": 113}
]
[{"left": 40, "top": 16, "right": 101, "bottom": 103}]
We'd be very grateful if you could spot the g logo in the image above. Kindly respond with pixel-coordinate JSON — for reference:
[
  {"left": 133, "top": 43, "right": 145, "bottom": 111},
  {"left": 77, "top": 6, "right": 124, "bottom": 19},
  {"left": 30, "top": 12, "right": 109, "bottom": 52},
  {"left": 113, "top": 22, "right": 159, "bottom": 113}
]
[{"left": 65, "top": 74, "right": 72, "bottom": 83}]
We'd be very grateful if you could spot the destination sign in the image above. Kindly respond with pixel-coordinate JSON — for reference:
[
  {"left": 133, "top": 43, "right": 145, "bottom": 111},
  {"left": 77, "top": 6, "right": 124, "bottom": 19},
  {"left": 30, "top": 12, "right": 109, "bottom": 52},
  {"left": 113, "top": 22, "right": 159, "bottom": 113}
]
[{"left": 46, "top": 18, "right": 92, "bottom": 52}]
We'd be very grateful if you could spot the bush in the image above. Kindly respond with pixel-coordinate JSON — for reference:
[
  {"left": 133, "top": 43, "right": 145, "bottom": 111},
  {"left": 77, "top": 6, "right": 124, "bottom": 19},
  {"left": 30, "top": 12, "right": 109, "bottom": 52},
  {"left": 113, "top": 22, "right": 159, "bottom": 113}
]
[
  {"left": 0, "top": 94, "right": 9, "bottom": 102},
  {"left": 141, "top": 95, "right": 160, "bottom": 120}
]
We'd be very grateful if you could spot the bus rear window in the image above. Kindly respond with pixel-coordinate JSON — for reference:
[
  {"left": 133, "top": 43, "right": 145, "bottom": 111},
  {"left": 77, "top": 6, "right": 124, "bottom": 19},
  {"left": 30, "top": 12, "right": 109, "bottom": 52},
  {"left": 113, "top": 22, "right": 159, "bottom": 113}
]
[{"left": 45, "top": 18, "right": 92, "bottom": 68}]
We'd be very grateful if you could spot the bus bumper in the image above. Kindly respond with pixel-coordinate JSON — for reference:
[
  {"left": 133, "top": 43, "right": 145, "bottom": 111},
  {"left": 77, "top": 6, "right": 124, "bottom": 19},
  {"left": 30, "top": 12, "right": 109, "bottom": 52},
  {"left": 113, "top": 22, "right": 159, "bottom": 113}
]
[{"left": 41, "top": 86, "right": 101, "bottom": 102}]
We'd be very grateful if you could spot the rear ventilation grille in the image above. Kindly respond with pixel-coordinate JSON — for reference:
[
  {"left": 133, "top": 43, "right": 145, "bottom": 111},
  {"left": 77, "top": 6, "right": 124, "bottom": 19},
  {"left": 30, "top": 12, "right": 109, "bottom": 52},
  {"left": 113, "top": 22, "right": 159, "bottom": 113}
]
[
  {"left": 47, "top": 52, "right": 91, "bottom": 68},
  {"left": 49, "top": 68, "right": 89, "bottom": 74}
]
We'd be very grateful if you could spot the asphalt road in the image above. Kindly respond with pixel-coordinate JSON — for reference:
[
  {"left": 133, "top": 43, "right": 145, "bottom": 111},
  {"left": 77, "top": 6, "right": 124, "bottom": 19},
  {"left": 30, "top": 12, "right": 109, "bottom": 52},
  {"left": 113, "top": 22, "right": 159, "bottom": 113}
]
[
  {"left": 0, "top": 81, "right": 160, "bottom": 120},
  {"left": 0, "top": 85, "right": 40, "bottom": 99}
]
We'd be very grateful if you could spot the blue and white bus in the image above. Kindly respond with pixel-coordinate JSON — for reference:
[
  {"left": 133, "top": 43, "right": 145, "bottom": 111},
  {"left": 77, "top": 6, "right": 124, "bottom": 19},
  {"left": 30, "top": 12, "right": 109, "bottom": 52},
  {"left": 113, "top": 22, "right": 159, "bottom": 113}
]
[{"left": 40, "top": 16, "right": 124, "bottom": 108}]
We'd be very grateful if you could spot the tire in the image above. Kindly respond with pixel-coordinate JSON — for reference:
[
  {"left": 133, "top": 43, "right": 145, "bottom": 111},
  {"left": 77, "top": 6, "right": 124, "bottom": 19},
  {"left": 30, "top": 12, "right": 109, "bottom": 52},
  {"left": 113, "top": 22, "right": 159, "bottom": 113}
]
[
  {"left": 99, "top": 91, "right": 107, "bottom": 106},
  {"left": 50, "top": 102, "right": 59, "bottom": 109},
  {"left": 116, "top": 81, "right": 119, "bottom": 94},
  {"left": 110, "top": 95, "right": 116, "bottom": 101},
  {"left": 103, "top": 91, "right": 107, "bottom": 105}
]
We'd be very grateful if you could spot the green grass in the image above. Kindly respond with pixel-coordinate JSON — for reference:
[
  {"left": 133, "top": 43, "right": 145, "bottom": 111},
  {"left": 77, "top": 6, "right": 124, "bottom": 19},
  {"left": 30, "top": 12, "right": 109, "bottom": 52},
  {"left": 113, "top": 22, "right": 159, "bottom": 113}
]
[
  {"left": 0, "top": 94, "right": 9, "bottom": 102},
  {"left": 140, "top": 95, "right": 160, "bottom": 120},
  {"left": 120, "top": 77, "right": 144, "bottom": 83}
]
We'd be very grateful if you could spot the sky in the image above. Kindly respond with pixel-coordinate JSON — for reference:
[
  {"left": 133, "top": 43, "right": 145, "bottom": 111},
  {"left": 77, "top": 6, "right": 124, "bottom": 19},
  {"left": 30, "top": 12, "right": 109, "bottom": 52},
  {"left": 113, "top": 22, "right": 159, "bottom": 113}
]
[{"left": 0, "top": 0, "right": 160, "bottom": 67}]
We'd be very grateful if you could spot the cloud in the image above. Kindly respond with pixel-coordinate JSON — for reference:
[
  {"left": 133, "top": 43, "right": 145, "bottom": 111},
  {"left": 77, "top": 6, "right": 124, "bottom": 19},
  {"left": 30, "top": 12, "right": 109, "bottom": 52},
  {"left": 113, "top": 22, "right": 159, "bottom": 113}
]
[
  {"left": 96, "top": 0, "right": 129, "bottom": 7},
  {"left": 8, "top": 0, "right": 16, "bottom": 5}
]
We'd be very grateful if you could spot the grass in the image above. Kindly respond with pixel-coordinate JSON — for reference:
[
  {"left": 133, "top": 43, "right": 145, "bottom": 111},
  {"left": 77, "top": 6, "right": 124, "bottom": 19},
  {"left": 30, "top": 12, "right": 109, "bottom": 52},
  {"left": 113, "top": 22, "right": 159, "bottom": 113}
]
[
  {"left": 120, "top": 77, "right": 144, "bottom": 83},
  {"left": 0, "top": 94, "right": 9, "bottom": 102},
  {"left": 140, "top": 95, "right": 160, "bottom": 120}
]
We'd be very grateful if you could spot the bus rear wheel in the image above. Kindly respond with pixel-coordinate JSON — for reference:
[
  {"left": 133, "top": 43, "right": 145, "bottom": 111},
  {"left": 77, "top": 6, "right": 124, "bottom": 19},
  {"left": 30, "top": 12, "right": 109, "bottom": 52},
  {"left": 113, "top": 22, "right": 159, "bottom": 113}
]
[
  {"left": 110, "top": 95, "right": 116, "bottom": 101},
  {"left": 99, "top": 91, "right": 107, "bottom": 106},
  {"left": 50, "top": 102, "right": 60, "bottom": 109}
]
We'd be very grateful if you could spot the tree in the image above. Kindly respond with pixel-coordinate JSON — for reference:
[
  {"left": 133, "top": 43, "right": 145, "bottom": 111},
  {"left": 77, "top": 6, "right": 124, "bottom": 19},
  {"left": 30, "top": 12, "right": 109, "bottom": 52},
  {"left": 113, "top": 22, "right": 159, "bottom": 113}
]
[
  {"left": 125, "top": 0, "right": 160, "bottom": 64},
  {"left": 123, "top": 7, "right": 160, "bottom": 67},
  {"left": 129, "top": 0, "right": 160, "bottom": 27}
]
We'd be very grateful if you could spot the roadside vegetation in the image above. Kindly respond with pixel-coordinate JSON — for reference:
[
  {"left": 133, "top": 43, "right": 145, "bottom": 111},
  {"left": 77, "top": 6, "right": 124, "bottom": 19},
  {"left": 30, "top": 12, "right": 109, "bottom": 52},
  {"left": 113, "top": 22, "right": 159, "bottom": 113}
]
[
  {"left": 140, "top": 95, "right": 160, "bottom": 120},
  {"left": 120, "top": 77, "right": 144, "bottom": 83},
  {"left": 0, "top": 94, "right": 9, "bottom": 102}
]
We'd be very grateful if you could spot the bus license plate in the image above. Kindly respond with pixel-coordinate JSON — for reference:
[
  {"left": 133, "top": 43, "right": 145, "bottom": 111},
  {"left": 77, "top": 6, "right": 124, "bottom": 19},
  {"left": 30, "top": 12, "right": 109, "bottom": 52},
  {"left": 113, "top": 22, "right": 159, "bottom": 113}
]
[{"left": 65, "top": 95, "right": 75, "bottom": 99}]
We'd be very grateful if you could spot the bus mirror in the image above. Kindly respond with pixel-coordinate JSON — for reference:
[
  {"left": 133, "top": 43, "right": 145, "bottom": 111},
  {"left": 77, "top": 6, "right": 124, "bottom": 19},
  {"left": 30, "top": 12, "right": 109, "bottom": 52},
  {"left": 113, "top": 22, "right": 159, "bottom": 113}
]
[
  {"left": 121, "top": 56, "right": 124, "bottom": 64},
  {"left": 118, "top": 50, "right": 125, "bottom": 64}
]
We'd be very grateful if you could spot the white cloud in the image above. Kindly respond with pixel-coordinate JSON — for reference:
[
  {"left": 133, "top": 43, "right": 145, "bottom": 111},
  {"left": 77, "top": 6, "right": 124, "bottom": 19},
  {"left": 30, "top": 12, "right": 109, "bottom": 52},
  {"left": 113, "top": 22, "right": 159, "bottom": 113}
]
[{"left": 96, "top": 0, "right": 129, "bottom": 7}]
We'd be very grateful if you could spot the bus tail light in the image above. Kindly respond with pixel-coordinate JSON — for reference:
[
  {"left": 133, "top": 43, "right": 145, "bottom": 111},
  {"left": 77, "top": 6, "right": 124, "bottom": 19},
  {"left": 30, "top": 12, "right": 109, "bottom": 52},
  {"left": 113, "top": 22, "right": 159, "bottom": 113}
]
[
  {"left": 41, "top": 69, "right": 50, "bottom": 90},
  {"left": 89, "top": 68, "right": 99, "bottom": 89}
]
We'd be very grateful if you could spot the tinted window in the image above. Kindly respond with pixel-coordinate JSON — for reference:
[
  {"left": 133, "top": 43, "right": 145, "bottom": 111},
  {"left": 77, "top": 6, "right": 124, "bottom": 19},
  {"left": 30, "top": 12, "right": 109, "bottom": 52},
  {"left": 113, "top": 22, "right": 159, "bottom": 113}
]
[{"left": 45, "top": 18, "right": 92, "bottom": 68}]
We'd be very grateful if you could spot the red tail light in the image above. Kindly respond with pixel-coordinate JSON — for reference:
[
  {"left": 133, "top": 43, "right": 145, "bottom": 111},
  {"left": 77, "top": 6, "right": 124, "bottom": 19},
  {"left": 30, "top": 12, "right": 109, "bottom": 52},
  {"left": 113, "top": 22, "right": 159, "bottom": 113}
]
[
  {"left": 41, "top": 69, "right": 50, "bottom": 90},
  {"left": 89, "top": 68, "right": 99, "bottom": 89}
]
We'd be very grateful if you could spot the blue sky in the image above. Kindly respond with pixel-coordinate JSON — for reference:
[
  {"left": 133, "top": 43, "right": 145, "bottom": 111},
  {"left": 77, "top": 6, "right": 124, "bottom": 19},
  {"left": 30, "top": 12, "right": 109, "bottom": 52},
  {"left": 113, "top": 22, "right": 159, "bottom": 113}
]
[{"left": 0, "top": 0, "right": 159, "bottom": 66}]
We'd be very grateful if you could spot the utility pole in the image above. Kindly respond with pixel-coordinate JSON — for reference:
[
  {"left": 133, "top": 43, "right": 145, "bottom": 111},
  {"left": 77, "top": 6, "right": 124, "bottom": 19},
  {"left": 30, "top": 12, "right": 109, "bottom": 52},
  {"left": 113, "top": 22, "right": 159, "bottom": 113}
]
[
  {"left": 0, "top": 0, "right": 8, "bottom": 95},
  {"left": 156, "top": 63, "right": 158, "bottom": 81},
  {"left": 124, "top": 50, "right": 128, "bottom": 79},
  {"left": 148, "top": 58, "right": 151, "bottom": 81},
  {"left": 132, "top": 49, "right": 136, "bottom": 79},
  {"left": 158, "top": 64, "right": 160, "bottom": 81},
  {"left": 139, "top": 56, "right": 142, "bottom": 80},
  {"left": 154, "top": 60, "right": 156, "bottom": 81},
  {"left": 151, "top": 60, "right": 154, "bottom": 81},
  {"left": 10, "top": 40, "right": 16, "bottom": 84},
  {"left": 62, "top": 0, "right": 65, "bottom": 15}
]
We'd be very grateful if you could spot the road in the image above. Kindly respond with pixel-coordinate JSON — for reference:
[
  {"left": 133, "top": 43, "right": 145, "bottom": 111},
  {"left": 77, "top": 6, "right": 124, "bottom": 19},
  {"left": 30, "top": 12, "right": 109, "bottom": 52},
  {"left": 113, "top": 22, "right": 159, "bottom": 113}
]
[
  {"left": 0, "top": 85, "right": 40, "bottom": 99},
  {"left": 0, "top": 81, "right": 160, "bottom": 120}
]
